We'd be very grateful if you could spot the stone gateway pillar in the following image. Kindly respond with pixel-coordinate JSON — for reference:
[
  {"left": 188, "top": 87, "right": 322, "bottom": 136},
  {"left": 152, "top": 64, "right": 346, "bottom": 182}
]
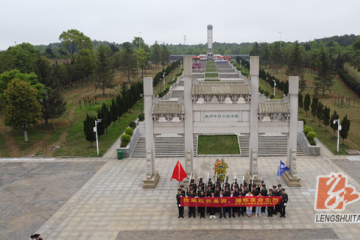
[
  {"left": 246, "top": 56, "right": 260, "bottom": 185},
  {"left": 142, "top": 77, "right": 160, "bottom": 188},
  {"left": 283, "top": 76, "right": 301, "bottom": 187},
  {"left": 183, "top": 57, "right": 194, "bottom": 182}
]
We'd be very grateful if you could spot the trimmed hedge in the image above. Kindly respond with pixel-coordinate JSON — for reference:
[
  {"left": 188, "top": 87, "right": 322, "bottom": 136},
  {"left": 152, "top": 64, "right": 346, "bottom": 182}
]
[{"left": 125, "top": 128, "right": 133, "bottom": 136}]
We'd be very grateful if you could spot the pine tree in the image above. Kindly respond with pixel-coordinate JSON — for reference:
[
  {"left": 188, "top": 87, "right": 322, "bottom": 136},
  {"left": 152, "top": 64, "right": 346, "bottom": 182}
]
[
  {"left": 151, "top": 41, "right": 161, "bottom": 70},
  {"left": 101, "top": 103, "right": 111, "bottom": 132},
  {"left": 304, "top": 94, "right": 311, "bottom": 116},
  {"left": 311, "top": 97, "right": 319, "bottom": 121},
  {"left": 330, "top": 110, "right": 340, "bottom": 136},
  {"left": 95, "top": 45, "right": 115, "bottom": 95},
  {"left": 322, "top": 106, "right": 330, "bottom": 130},
  {"left": 286, "top": 41, "right": 304, "bottom": 78},
  {"left": 313, "top": 47, "right": 334, "bottom": 96},
  {"left": 298, "top": 92, "right": 303, "bottom": 109},
  {"left": 84, "top": 114, "right": 96, "bottom": 146},
  {"left": 317, "top": 102, "right": 324, "bottom": 126},
  {"left": 299, "top": 77, "right": 307, "bottom": 92},
  {"left": 340, "top": 115, "right": 351, "bottom": 144},
  {"left": 271, "top": 42, "right": 282, "bottom": 73}
]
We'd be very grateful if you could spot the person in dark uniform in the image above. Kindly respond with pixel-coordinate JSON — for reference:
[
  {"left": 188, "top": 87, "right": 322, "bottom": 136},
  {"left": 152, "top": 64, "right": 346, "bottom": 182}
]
[
  {"left": 180, "top": 185, "right": 186, "bottom": 196},
  {"left": 218, "top": 190, "right": 226, "bottom": 218},
  {"left": 234, "top": 187, "right": 242, "bottom": 217},
  {"left": 188, "top": 189, "right": 196, "bottom": 218},
  {"left": 280, "top": 188, "right": 288, "bottom": 218},
  {"left": 209, "top": 191, "right": 216, "bottom": 218},
  {"left": 176, "top": 189, "right": 184, "bottom": 218},
  {"left": 252, "top": 186, "right": 258, "bottom": 213},
  {"left": 260, "top": 185, "right": 268, "bottom": 213},
  {"left": 272, "top": 186, "right": 277, "bottom": 215},
  {"left": 227, "top": 189, "right": 236, "bottom": 218},
  {"left": 199, "top": 190, "right": 206, "bottom": 218},
  {"left": 274, "top": 184, "right": 281, "bottom": 215},
  {"left": 267, "top": 189, "right": 273, "bottom": 217}
]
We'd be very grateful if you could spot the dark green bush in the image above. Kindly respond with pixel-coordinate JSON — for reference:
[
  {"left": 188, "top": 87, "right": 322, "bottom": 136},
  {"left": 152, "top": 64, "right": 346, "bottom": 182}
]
[
  {"left": 129, "top": 121, "right": 136, "bottom": 129},
  {"left": 264, "top": 91, "right": 269, "bottom": 97},
  {"left": 270, "top": 94, "right": 275, "bottom": 99},
  {"left": 138, "top": 113, "right": 144, "bottom": 121}
]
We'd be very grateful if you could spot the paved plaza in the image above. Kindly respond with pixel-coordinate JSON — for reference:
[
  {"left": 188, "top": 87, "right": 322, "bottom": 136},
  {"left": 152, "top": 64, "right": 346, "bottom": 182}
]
[{"left": 1, "top": 139, "right": 360, "bottom": 239}]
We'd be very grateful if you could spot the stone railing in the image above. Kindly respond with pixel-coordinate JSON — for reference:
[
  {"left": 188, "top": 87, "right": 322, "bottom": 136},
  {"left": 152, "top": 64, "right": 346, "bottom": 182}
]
[
  {"left": 297, "top": 131, "right": 320, "bottom": 156},
  {"left": 162, "top": 75, "right": 182, "bottom": 100},
  {"left": 116, "top": 120, "right": 141, "bottom": 158}
]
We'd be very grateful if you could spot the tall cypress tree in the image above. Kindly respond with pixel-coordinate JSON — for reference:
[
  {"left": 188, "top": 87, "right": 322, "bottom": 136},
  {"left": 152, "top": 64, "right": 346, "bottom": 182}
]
[
  {"left": 96, "top": 109, "right": 105, "bottom": 137},
  {"left": 286, "top": 41, "right": 304, "bottom": 78},
  {"left": 322, "top": 106, "right": 330, "bottom": 130},
  {"left": 298, "top": 92, "right": 303, "bottom": 109},
  {"left": 330, "top": 110, "right": 340, "bottom": 136},
  {"left": 317, "top": 102, "right": 324, "bottom": 126},
  {"left": 84, "top": 114, "right": 96, "bottom": 146},
  {"left": 304, "top": 94, "right": 311, "bottom": 116},
  {"left": 110, "top": 99, "right": 118, "bottom": 126},
  {"left": 311, "top": 97, "right": 319, "bottom": 121},
  {"left": 340, "top": 115, "right": 351, "bottom": 144}
]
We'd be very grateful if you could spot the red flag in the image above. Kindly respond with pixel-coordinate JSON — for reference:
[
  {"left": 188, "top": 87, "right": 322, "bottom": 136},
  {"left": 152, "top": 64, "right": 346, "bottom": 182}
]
[{"left": 170, "top": 161, "right": 187, "bottom": 182}]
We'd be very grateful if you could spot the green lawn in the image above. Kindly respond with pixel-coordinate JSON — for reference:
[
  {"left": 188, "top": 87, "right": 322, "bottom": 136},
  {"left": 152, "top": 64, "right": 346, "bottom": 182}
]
[
  {"left": 205, "top": 73, "right": 219, "bottom": 78},
  {"left": 197, "top": 135, "right": 240, "bottom": 154},
  {"left": 206, "top": 68, "right": 218, "bottom": 73},
  {"left": 54, "top": 100, "right": 143, "bottom": 157}
]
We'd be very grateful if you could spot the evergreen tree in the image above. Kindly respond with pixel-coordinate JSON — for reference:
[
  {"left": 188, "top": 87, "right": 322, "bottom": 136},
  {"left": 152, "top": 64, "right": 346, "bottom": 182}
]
[
  {"left": 286, "top": 41, "right": 304, "bottom": 78},
  {"left": 110, "top": 99, "right": 118, "bottom": 126},
  {"left": 35, "top": 56, "right": 67, "bottom": 126},
  {"left": 311, "top": 97, "right": 319, "bottom": 121},
  {"left": 151, "top": 41, "right": 161, "bottom": 69},
  {"left": 317, "top": 102, "right": 324, "bottom": 126},
  {"left": 322, "top": 106, "right": 330, "bottom": 130},
  {"left": 95, "top": 45, "right": 115, "bottom": 95},
  {"left": 101, "top": 103, "right": 111, "bottom": 132},
  {"left": 96, "top": 109, "right": 105, "bottom": 137},
  {"left": 340, "top": 115, "right": 351, "bottom": 144},
  {"left": 313, "top": 47, "right": 334, "bottom": 95},
  {"left": 249, "top": 42, "right": 260, "bottom": 56},
  {"left": 161, "top": 44, "right": 170, "bottom": 68},
  {"left": 271, "top": 42, "right": 282, "bottom": 73},
  {"left": 115, "top": 94, "right": 123, "bottom": 120},
  {"left": 330, "top": 110, "right": 340, "bottom": 136},
  {"left": 119, "top": 42, "right": 138, "bottom": 82},
  {"left": 83, "top": 114, "right": 96, "bottom": 146},
  {"left": 304, "top": 94, "right": 311, "bottom": 116},
  {"left": 298, "top": 92, "right": 303, "bottom": 109}
]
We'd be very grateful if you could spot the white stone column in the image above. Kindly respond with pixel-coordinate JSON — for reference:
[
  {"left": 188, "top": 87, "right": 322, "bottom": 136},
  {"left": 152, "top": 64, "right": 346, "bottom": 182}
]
[
  {"left": 143, "top": 77, "right": 160, "bottom": 188},
  {"left": 248, "top": 56, "right": 259, "bottom": 178},
  {"left": 283, "top": 76, "right": 301, "bottom": 187},
  {"left": 183, "top": 56, "right": 194, "bottom": 175}
]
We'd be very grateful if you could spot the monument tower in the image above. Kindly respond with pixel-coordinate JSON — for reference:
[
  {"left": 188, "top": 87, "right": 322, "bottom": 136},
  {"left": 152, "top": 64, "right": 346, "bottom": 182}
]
[{"left": 207, "top": 24, "right": 213, "bottom": 60}]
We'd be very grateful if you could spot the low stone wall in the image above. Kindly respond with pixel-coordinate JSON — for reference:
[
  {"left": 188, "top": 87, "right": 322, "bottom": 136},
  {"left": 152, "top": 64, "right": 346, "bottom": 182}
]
[
  {"left": 297, "top": 131, "right": 320, "bottom": 156},
  {"left": 116, "top": 121, "right": 141, "bottom": 158}
]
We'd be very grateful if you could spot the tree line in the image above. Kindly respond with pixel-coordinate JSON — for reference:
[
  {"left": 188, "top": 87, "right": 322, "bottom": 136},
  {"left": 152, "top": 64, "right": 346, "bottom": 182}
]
[
  {"left": 299, "top": 93, "right": 350, "bottom": 144},
  {"left": 0, "top": 28, "right": 172, "bottom": 142}
]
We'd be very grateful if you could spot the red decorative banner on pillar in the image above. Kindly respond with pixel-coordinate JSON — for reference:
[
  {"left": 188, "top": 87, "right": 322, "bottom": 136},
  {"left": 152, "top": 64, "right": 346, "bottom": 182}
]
[{"left": 180, "top": 196, "right": 282, "bottom": 207}]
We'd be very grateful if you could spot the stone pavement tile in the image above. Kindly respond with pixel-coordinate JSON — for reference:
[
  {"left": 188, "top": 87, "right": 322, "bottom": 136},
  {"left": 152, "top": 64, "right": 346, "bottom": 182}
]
[{"left": 32, "top": 156, "right": 360, "bottom": 239}]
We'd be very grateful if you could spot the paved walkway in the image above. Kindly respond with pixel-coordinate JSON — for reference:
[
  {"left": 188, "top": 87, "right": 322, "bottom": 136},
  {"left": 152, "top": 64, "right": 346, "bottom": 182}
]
[
  {"left": 33, "top": 151, "right": 360, "bottom": 240},
  {"left": 2, "top": 137, "right": 359, "bottom": 239}
]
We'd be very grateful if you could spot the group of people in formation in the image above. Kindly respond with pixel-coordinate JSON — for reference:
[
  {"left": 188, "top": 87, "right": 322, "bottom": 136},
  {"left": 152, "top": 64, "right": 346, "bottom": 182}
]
[{"left": 176, "top": 178, "right": 288, "bottom": 219}]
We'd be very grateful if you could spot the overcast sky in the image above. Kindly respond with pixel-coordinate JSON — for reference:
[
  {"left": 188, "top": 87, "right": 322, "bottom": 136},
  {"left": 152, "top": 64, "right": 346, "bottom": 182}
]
[{"left": 1, "top": 0, "right": 359, "bottom": 50}]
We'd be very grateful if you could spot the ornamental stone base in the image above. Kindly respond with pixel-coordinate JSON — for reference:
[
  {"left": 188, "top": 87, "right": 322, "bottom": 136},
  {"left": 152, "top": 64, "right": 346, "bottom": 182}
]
[
  {"left": 143, "top": 170, "right": 160, "bottom": 188},
  {"left": 245, "top": 169, "right": 261, "bottom": 186},
  {"left": 282, "top": 172, "right": 301, "bottom": 187}
]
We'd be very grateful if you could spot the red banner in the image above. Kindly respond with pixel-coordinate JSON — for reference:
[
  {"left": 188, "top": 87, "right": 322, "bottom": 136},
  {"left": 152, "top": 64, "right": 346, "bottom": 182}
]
[{"left": 180, "top": 196, "right": 282, "bottom": 207}]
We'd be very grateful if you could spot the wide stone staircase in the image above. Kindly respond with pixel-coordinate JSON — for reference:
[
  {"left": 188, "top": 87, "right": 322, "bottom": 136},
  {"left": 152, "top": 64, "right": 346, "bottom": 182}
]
[
  {"left": 238, "top": 135, "right": 306, "bottom": 157},
  {"left": 132, "top": 135, "right": 306, "bottom": 158},
  {"left": 131, "top": 136, "right": 185, "bottom": 158}
]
